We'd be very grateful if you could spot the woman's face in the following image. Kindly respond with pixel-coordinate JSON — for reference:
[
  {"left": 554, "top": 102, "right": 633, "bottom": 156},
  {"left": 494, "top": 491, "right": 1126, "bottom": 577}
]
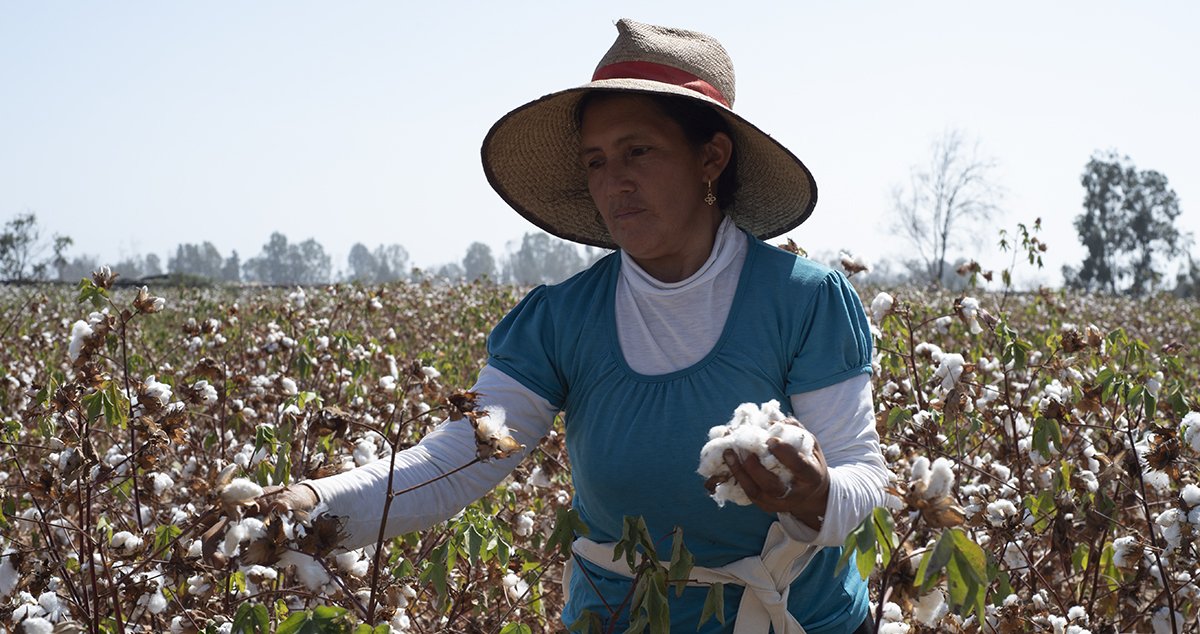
[{"left": 579, "top": 94, "right": 731, "bottom": 281}]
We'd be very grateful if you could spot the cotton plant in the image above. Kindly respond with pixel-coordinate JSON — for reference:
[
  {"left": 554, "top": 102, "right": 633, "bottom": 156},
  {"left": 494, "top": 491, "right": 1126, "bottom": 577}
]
[{"left": 697, "top": 399, "right": 815, "bottom": 507}]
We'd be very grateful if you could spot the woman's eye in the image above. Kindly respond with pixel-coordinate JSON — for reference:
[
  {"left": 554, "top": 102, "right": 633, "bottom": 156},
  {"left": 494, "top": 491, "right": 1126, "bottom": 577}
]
[
  {"left": 630, "top": 146, "right": 650, "bottom": 157},
  {"left": 584, "top": 157, "right": 604, "bottom": 170}
]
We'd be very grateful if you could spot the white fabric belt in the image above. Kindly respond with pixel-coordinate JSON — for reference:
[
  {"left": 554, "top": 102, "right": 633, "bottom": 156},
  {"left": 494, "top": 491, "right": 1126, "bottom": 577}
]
[{"left": 563, "top": 521, "right": 819, "bottom": 634}]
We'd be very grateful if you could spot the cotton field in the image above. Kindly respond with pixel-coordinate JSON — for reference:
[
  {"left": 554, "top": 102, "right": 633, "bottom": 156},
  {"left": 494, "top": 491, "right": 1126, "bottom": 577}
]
[{"left": 1, "top": 267, "right": 1198, "bottom": 633}]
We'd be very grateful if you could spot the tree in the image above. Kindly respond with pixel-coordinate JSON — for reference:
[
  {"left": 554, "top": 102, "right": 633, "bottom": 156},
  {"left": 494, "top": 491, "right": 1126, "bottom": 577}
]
[
  {"left": 462, "top": 242, "right": 496, "bottom": 281},
  {"left": 244, "top": 233, "right": 332, "bottom": 285},
  {"left": 434, "top": 262, "right": 465, "bottom": 281},
  {"left": 505, "top": 232, "right": 586, "bottom": 285},
  {"left": 1063, "top": 151, "right": 1189, "bottom": 295},
  {"left": 892, "top": 130, "right": 1002, "bottom": 286},
  {"left": 221, "top": 251, "right": 241, "bottom": 282},
  {"left": 57, "top": 254, "right": 99, "bottom": 283},
  {"left": 111, "top": 253, "right": 164, "bottom": 280},
  {"left": 373, "top": 244, "right": 409, "bottom": 283},
  {"left": 169, "top": 242, "right": 225, "bottom": 279},
  {"left": 0, "top": 212, "right": 72, "bottom": 281},
  {"left": 345, "top": 243, "right": 409, "bottom": 283},
  {"left": 346, "top": 243, "right": 378, "bottom": 282}
]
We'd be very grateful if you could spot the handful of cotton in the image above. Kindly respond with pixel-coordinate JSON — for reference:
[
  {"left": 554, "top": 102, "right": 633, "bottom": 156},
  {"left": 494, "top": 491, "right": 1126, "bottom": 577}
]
[{"left": 697, "top": 400, "right": 814, "bottom": 507}]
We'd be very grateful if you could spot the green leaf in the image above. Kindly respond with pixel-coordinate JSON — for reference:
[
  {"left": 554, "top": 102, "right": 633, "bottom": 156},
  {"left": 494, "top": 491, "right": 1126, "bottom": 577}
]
[
  {"left": 76, "top": 278, "right": 107, "bottom": 306},
  {"left": 872, "top": 507, "right": 897, "bottom": 569},
  {"left": 153, "top": 524, "right": 183, "bottom": 555},
  {"left": 667, "top": 529, "right": 694, "bottom": 598},
  {"left": 231, "top": 602, "right": 270, "bottom": 634},
  {"left": 885, "top": 408, "right": 913, "bottom": 431},
  {"left": 568, "top": 609, "right": 602, "bottom": 633},
  {"left": 275, "top": 613, "right": 309, "bottom": 634},
  {"left": 914, "top": 530, "right": 954, "bottom": 593},
  {"left": 836, "top": 516, "right": 870, "bottom": 577},
  {"left": 419, "top": 558, "right": 448, "bottom": 599},
  {"left": 104, "top": 381, "right": 129, "bottom": 430},
  {"left": 499, "top": 624, "right": 533, "bottom": 634},
  {"left": 644, "top": 569, "right": 670, "bottom": 633},
  {"left": 698, "top": 582, "right": 726, "bottom": 629},
  {"left": 1032, "top": 417, "right": 1062, "bottom": 456},
  {"left": 1023, "top": 490, "right": 1056, "bottom": 532},
  {"left": 945, "top": 529, "right": 989, "bottom": 619},
  {"left": 466, "top": 525, "right": 484, "bottom": 564},
  {"left": 548, "top": 507, "right": 588, "bottom": 559}
]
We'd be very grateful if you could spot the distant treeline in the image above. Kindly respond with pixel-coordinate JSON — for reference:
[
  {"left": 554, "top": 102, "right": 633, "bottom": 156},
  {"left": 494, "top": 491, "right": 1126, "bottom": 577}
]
[{"left": 2, "top": 214, "right": 609, "bottom": 286}]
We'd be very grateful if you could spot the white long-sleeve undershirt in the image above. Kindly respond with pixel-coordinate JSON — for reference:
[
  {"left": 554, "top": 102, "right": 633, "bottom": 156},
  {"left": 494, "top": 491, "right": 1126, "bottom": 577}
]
[{"left": 306, "top": 219, "right": 891, "bottom": 549}]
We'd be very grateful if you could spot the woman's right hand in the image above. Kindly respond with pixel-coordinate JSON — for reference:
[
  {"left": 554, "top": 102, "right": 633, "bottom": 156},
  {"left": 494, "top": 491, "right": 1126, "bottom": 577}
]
[
  {"left": 253, "top": 482, "right": 319, "bottom": 517},
  {"left": 200, "top": 483, "right": 319, "bottom": 565}
]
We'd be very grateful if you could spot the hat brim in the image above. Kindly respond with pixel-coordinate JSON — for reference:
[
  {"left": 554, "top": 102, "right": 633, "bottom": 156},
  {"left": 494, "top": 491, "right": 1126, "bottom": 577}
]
[{"left": 481, "top": 78, "right": 817, "bottom": 250}]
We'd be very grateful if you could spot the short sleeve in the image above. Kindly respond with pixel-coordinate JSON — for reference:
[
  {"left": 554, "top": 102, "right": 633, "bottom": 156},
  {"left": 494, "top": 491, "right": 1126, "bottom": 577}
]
[
  {"left": 785, "top": 271, "right": 873, "bottom": 394},
  {"left": 487, "top": 286, "right": 568, "bottom": 409}
]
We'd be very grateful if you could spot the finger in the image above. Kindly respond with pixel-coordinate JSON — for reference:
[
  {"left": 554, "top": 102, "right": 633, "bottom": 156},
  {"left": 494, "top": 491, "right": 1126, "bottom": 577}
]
[
  {"left": 766, "top": 438, "right": 824, "bottom": 482},
  {"left": 725, "top": 450, "right": 786, "bottom": 500},
  {"left": 703, "top": 474, "right": 729, "bottom": 494}
]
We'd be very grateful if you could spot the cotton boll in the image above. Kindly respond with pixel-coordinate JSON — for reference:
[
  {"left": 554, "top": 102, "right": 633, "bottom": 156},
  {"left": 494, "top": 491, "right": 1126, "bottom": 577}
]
[
  {"left": 150, "top": 472, "right": 175, "bottom": 497},
  {"left": 1152, "top": 607, "right": 1184, "bottom": 634},
  {"left": 514, "top": 511, "right": 536, "bottom": 537},
  {"left": 279, "top": 550, "right": 331, "bottom": 591},
  {"left": 925, "top": 458, "right": 956, "bottom": 498},
  {"left": 335, "top": 550, "right": 370, "bottom": 578},
  {"left": 19, "top": 617, "right": 54, "bottom": 634},
  {"left": 909, "top": 456, "right": 930, "bottom": 482},
  {"left": 0, "top": 547, "right": 19, "bottom": 599},
  {"left": 1144, "top": 469, "right": 1172, "bottom": 494},
  {"left": 1182, "top": 412, "right": 1200, "bottom": 452},
  {"left": 222, "top": 517, "right": 266, "bottom": 559},
  {"left": 711, "top": 479, "right": 753, "bottom": 507},
  {"left": 871, "top": 292, "right": 894, "bottom": 323},
  {"left": 36, "top": 592, "right": 63, "bottom": 622},
  {"left": 111, "top": 531, "right": 144, "bottom": 555},
  {"left": 697, "top": 435, "right": 738, "bottom": 481},
  {"left": 767, "top": 423, "right": 814, "bottom": 460},
  {"left": 1111, "top": 536, "right": 1140, "bottom": 568},
  {"left": 353, "top": 438, "right": 379, "bottom": 466},
  {"left": 528, "top": 467, "right": 551, "bottom": 488},
  {"left": 186, "top": 574, "right": 211, "bottom": 596},
  {"left": 502, "top": 572, "right": 529, "bottom": 603},
  {"left": 986, "top": 500, "right": 1017, "bottom": 526},
  {"left": 933, "top": 354, "right": 966, "bottom": 390},
  {"left": 138, "top": 588, "right": 169, "bottom": 615},
  {"left": 697, "top": 401, "right": 815, "bottom": 507},
  {"left": 1182, "top": 484, "right": 1200, "bottom": 508},
  {"left": 220, "top": 478, "right": 264, "bottom": 505},
  {"left": 913, "top": 589, "right": 948, "bottom": 626}
]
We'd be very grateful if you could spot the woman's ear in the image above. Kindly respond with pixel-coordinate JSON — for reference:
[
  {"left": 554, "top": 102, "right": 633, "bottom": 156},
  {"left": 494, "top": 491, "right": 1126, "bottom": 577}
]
[{"left": 702, "top": 131, "right": 734, "bottom": 181}]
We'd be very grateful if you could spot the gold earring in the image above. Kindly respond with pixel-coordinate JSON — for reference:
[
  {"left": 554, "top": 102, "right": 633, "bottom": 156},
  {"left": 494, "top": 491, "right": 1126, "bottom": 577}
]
[{"left": 704, "top": 181, "right": 716, "bottom": 206}]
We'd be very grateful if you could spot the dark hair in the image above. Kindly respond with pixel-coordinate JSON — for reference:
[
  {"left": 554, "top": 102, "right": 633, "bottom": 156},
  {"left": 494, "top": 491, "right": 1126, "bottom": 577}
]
[{"left": 576, "top": 92, "right": 739, "bottom": 208}]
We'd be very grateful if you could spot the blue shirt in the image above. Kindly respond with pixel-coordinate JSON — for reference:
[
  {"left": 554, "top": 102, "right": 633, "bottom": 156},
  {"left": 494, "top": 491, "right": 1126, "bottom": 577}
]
[{"left": 489, "top": 235, "right": 873, "bottom": 633}]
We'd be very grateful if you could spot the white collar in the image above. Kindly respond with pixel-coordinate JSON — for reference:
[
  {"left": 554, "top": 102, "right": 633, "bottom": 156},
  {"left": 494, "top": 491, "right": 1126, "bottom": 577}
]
[{"left": 619, "top": 216, "right": 743, "bottom": 294}]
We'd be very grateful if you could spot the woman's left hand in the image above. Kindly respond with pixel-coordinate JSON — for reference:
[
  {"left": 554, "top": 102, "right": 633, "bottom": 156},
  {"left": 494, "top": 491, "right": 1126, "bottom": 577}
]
[{"left": 706, "top": 437, "right": 831, "bottom": 531}]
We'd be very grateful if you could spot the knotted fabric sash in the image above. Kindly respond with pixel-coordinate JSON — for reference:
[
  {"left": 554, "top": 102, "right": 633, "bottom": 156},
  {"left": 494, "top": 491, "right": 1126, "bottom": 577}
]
[{"left": 563, "top": 521, "right": 820, "bottom": 633}]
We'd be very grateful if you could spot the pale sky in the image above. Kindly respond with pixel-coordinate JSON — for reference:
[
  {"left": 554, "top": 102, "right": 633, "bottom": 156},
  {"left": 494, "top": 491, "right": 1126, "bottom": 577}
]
[{"left": 3, "top": 1, "right": 1197, "bottom": 287}]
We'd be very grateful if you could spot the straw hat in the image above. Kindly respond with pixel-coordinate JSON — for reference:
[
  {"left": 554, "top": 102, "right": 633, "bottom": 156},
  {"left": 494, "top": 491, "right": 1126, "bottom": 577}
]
[{"left": 481, "top": 18, "right": 817, "bottom": 250}]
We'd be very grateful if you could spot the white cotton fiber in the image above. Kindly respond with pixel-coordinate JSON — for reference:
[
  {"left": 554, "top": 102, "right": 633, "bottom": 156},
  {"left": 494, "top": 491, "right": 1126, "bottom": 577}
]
[
  {"left": 279, "top": 550, "right": 331, "bottom": 591},
  {"left": 697, "top": 400, "right": 815, "bottom": 507},
  {"left": 220, "top": 478, "right": 264, "bottom": 504}
]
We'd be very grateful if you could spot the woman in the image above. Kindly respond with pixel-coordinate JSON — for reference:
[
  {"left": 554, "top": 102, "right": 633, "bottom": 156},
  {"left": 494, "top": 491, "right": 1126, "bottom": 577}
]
[{"left": 275, "top": 19, "right": 889, "bottom": 633}]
